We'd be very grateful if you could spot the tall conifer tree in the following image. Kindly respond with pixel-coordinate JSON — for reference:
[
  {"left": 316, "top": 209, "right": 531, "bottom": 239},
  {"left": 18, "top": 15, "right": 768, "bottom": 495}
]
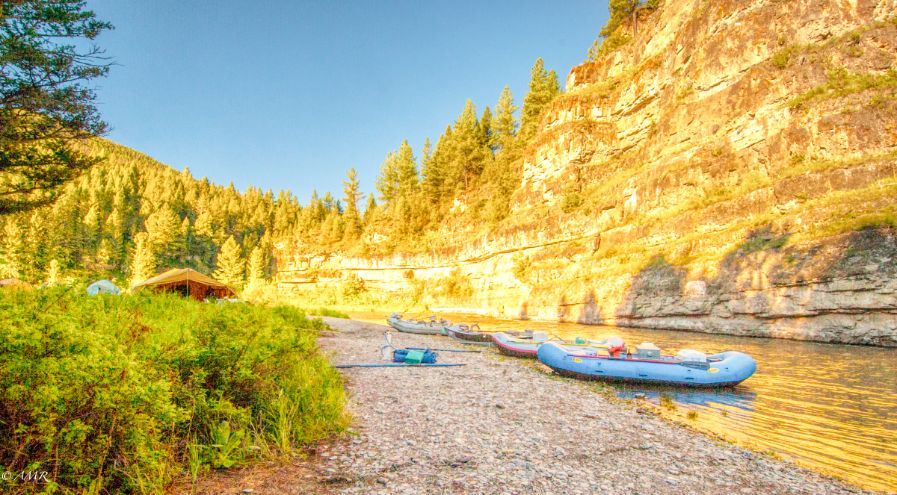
[
  {"left": 520, "top": 58, "right": 561, "bottom": 144},
  {"left": 129, "top": 232, "right": 156, "bottom": 286},
  {"left": 342, "top": 168, "right": 363, "bottom": 238},
  {"left": 214, "top": 236, "right": 244, "bottom": 289}
]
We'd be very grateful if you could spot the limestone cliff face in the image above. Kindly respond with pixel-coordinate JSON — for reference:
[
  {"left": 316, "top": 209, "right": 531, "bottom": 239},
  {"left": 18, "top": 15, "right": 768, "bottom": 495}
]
[{"left": 277, "top": 0, "right": 897, "bottom": 346}]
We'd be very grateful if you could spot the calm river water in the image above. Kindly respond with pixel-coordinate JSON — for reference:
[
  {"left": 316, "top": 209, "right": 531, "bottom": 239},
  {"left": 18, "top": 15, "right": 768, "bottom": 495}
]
[{"left": 351, "top": 312, "right": 897, "bottom": 493}]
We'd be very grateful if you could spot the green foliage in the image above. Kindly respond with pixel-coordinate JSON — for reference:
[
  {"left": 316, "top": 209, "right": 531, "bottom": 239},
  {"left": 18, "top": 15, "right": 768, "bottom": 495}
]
[
  {"left": 342, "top": 168, "right": 363, "bottom": 239},
  {"left": 520, "top": 58, "right": 561, "bottom": 143},
  {"left": 737, "top": 229, "right": 790, "bottom": 254},
  {"left": 771, "top": 45, "right": 800, "bottom": 69},
  {"left": 0, "top": 0, "right": 113, "bottom": 214},
  {"left": 246, "top": 244, "right": 269, "bottom": 288},
  {"left": 492, "top": 86, "right": 518, "bottom": 150},
  {"left": 440, "top": 268, "right": 473, "bottom": 301},
  {"left": 129, "top": 232, "right": 155, "bottom": 286},
  {"left": 587, "top": 0, "right": 659, "bottom": 61},
  {"left": 0, "top": 289, "right": 346, "bottom": 493},
  {"left": 0, "top": 140, "right": 290, "bottom": 288},
  {"left": 789, "top": 67, "right": 897, "bottom": 108},
  {"left": 214, "top": 236, "right": 245, "bottom": 289},
  {"left": 511, "top": 253, "right": 531, "bottom": 283},
  {"left": 340, "top": 272, "right": 367, "bottom": 298},
  {"left": 561, "top": 191, "right": 584, "bottom": 213},
  {"left": 588, "top": 31, "right": 631, "bottom": 61},
  {"left": 307, "top": 307, "right": 350, "bottom": 319}
]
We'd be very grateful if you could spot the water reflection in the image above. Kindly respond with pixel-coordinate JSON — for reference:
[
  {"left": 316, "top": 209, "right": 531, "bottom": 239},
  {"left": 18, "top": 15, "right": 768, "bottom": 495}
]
[
  {"left": 352, "top": 311, "right": 897, "bottom": 493},
  {"left": 616, "top": 387, "right": 758, "bottom": 412}
]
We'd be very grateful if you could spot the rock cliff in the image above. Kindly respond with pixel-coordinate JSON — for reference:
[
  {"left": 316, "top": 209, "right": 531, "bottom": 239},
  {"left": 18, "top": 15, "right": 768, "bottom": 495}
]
[{"left": 276, "top": 0, "right": 897, "bottom": 346}]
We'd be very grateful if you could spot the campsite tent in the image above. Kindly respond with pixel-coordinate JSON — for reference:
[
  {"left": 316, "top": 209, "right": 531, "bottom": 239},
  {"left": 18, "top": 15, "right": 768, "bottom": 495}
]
[
  {"left": 87, "top": 279, "right": 122, "bottom": 295},
  {"left": 131, "top": 268, "right": 236, "bottom": 301}
]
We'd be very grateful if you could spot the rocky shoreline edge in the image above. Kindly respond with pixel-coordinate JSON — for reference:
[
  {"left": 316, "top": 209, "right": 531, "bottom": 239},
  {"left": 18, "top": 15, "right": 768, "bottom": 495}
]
[
  {"left": 180, "top": 317, "right": 877, "bottom": 494},
  {"left": 309, "top": 317, "right": 873, "bottom": 495}
]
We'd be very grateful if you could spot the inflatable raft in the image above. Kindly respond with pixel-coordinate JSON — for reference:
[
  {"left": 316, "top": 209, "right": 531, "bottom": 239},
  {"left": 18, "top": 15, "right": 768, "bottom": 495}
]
[
  {"left": 491, "top": 332, "right": 627, "bottom": 359},
  {"left": 491, "top": 331, "right": 549, "bottom": 357},
  {"left": 387, "top": 313, "right": 450, "bottom": 335},
  {"left": 443, "top": 323, "right": 493, "bottom": 343},
  {"left": 537, "top": 342, "right": 757, "bottom": 387}
]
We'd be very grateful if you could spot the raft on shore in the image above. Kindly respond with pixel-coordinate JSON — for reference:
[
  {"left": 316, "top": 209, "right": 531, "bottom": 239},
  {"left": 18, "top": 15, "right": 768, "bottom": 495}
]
[
  {"left": 443, "top": 323, "right": 493, "bottom": 344},
  {"left": 537, "top": 342, "right": 757, "bottom": 387},
  {"left": 387, "top": 313, "right": 448, "bottom": 335}
]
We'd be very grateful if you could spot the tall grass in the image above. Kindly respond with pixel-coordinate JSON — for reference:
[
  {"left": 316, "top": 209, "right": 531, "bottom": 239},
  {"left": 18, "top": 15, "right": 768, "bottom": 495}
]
[{"left": 0, "top": 288, "right": 347, "bottom": 494}]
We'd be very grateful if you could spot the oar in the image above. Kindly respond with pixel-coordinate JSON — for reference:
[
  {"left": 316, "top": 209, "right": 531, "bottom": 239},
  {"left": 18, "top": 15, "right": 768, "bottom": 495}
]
[
  {"left": 407, "top": 347, "right": 481, "bottom": 353},
  {"left": 334, "top": 363, "right": 466, "bottom": 369}
]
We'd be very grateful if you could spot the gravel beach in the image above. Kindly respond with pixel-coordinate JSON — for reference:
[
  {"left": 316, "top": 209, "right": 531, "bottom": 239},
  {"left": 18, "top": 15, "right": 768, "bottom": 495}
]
[{"left": 315, "top": 317, "right": 872, "bottom": 495}]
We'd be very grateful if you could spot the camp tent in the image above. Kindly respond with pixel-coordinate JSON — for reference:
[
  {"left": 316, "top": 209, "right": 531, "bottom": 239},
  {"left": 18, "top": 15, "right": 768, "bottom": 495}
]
[
  {"left": 87, "top": 279, "right": 122, "bottom": 296},
  {"left": 131, "top": 268, "right": 236, "bottom": 301}
]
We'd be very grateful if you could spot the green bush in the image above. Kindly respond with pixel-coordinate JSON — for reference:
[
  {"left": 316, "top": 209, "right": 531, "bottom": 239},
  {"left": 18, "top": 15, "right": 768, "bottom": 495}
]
[
  {"left": 0, "top": 288, "right": 347, "bottom": 494},
  {"left": 561, "top": 192, "right": 584, "bottom": 213}
]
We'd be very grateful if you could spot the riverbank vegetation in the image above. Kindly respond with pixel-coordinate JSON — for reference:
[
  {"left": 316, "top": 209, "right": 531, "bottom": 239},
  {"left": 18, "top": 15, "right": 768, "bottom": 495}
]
[{"left": 0, "top": 288, "right": 347, "bottom": 494}]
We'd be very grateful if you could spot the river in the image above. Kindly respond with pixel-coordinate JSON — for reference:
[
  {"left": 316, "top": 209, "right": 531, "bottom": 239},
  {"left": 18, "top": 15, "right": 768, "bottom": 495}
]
[{"left": 351, "top": 311, "right": 897, "bottom": 493}]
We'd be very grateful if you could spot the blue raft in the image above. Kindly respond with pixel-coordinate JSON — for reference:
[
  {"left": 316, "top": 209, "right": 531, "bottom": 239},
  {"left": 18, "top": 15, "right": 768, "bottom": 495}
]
[{"left": 537, "top": 342, "right": 757, "bottom": 387}]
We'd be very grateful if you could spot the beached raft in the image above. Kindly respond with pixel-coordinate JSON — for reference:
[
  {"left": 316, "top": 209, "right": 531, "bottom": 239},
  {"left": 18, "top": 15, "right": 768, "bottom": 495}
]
[
  {"left": 491, "top": 332, "right": 625, "bottom": 358},
  {"left": 386, "top": 313, "right": 449, "bottom": 335},
  {"left": 491, "top": 331, "right": 547, "bottom": 357},
  {"left": 443, "top": 323, "right": 493, "bottom": 344},
  {"left": 537, "top": 342, "right": 757, "bottom": 387}
]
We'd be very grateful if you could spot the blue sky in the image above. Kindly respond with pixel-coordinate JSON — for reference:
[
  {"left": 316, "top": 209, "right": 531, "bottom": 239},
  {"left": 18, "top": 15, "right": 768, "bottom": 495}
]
[{"left": 88, "top": 1, "right": 609, "bottom": 202}]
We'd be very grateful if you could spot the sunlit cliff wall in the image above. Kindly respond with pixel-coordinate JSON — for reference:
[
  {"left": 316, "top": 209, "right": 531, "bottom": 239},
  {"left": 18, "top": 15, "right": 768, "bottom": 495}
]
[{"left": 277, "top": 0, "right": 897, "bottom": 346}]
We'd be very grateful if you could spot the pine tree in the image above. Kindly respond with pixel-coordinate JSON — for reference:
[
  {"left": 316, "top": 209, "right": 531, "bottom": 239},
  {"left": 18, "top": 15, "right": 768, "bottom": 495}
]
[
  {"left": 363, "top": 194, "right": 378, "bottom": 225},
  {"left": 480, "top": 106, "right": 494, "bottom": 151},
  {"left": 0, "top": 1, "right": 113, "bottom": 214},
  {"left": 423, "top": 127, "right": 452, "bottom": 207},
  {"left": 129, "top": 232, "right": 156, "bottom": 286},
  {"left": 342, "top": 168, "right": 363, "bottom": 239},
  {"left": 449, "top": 100, "right": 489, "bottom": 191},
  {"left": 214, "top": 236, "right": 244, "bottom": 289},
  {"left": 396, "top": 140, "right": 419, "bottom": 196},
  {"left": 376, "top": 152, "right": 399, "bottom": 207},
  {"left": 520, "top": 58, "right": 561, "bottom": 144},
  {"left": 145, "top": 205, "right": 186, "bottom": 267},
  {"left": 246, "top": 244, "right": 267, "bottom": 288},
  {"left": 25, "top": 211, "right": 49, "bottom": 279}
]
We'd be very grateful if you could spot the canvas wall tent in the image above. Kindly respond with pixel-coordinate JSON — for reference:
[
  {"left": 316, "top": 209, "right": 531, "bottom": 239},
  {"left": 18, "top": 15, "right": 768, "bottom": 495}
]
[
  {"left": 131, "top": 268, "right": 236, "bottom": 301},
  {"left": 87, "top": 279, "right": 122, "bottom": 295}
]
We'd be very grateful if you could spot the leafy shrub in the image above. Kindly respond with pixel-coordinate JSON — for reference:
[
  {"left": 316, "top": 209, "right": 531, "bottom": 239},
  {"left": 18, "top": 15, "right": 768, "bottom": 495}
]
[
  {"left": 0, "top": 289, "right": 347, "bottom": 494},
  {"left": 340, "top": 273, "right": 367, "bottom": 298},
  {"left": 561, "top": 192, "right": 584, "bottom": 213},
  {"left": 441, "top": 268, "right": 473, "bottom": 301},
  {"left": 771, "top": 45, "right": 798, "bottom": 69}
]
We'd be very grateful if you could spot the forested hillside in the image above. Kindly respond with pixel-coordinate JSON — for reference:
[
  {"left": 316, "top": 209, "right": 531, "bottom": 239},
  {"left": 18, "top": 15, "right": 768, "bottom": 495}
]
[
  {"left": 0, "top": 139, "right": 303, "bottom": 288},
  {"left": 0, "top": 57, "right": 564, "bottom": 288}
]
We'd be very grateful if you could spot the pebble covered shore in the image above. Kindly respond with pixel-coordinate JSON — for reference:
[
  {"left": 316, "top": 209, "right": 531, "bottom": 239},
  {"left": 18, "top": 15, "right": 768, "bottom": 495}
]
[{"left": 315, "top": 317, "right": 872, "bottom": 495}]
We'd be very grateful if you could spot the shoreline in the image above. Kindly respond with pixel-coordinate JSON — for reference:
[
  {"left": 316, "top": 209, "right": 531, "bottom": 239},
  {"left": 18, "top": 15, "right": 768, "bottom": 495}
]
[
  {"left": 314, "top": 317, "right": 876, "bottom": 495},
  {"left": 317, "top": 306, "right": 897, "bottom": 349}
]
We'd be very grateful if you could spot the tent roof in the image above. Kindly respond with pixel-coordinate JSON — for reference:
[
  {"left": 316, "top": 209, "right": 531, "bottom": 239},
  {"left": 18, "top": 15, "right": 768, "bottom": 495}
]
[
  {"left": 87, "top": 279, "right": 122, "bottom": 295},
  {"left": 88, "top": 279, "right": 119, "bottom": 288},
  {"left": 132, "top": 268, "right": 232, "bottom": 291}
]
